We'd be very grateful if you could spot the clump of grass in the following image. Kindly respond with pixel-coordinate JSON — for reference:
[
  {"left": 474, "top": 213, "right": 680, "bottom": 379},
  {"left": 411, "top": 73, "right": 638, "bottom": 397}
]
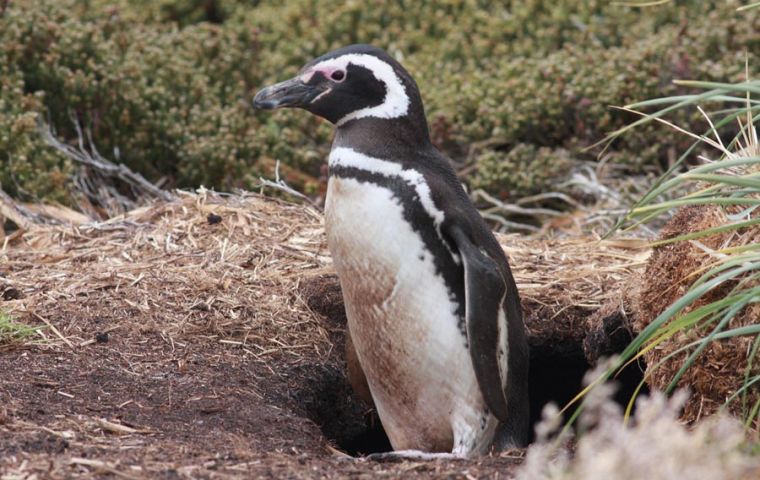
[
  {"left": 0, "top": 311, "right": 37, "bottom": 347},
  {"left": 573, "top": 62, "right": 760, "bottom": 428}
]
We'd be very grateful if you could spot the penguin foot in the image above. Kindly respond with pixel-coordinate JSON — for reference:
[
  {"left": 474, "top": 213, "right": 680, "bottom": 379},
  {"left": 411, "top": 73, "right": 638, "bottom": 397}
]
[{"left": 364, "top": 450, "right": 465, "bottom": 462}]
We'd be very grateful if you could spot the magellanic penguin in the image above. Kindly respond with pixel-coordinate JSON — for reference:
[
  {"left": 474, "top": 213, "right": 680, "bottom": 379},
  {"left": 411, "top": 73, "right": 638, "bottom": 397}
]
[{"left": 254, "top": 44, "right": 529, "bottom": 458}]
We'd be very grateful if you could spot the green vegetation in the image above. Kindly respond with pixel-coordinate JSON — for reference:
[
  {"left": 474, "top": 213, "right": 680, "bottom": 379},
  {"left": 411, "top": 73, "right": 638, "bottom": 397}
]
[
  {"left": 0, "top": 311, "right": 37, "bottom": 346},
  {"left": 574, "top": 73, "right": 760, "bottom": 428},
  {"left": 0, "top": 1, "right": 757, "bottom": 205}
]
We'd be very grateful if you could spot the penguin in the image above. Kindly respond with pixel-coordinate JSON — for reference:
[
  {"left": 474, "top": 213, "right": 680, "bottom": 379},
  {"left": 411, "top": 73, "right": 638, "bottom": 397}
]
[{"left": 253, "top": 44, "right": 528, "bottom": 458}]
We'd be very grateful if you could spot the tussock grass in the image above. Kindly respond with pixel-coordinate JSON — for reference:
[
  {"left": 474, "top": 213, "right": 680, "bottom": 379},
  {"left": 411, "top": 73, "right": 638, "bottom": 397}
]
[{"left": 575, "top": 64, "right": 760, "bottom": 429}]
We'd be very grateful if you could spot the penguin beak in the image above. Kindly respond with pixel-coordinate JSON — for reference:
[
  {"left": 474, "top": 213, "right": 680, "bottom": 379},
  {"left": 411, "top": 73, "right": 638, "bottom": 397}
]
[{"left": 253, "top": 77, "right": 325, "bottom": 110}]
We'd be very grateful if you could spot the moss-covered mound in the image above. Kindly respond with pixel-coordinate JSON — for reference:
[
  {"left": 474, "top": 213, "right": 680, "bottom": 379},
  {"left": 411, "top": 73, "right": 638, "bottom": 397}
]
[{"left": 1, "top": 1, "right": 757, "bottom": 204}]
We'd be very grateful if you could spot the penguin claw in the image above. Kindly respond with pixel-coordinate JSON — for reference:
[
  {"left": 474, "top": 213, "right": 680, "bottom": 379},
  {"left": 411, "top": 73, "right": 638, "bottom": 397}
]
[
  {"left": 364, "top": 450, "right": 464, "bottom": 462},
  {"left": 364, "top": 451, "right": 405, "bottom": 462}
]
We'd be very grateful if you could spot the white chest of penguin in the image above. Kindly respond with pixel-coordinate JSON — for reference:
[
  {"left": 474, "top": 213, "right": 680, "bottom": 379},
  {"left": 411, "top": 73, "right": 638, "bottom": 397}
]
[{"left": 324, "top": 150, "right": 498, "bottom": 454}]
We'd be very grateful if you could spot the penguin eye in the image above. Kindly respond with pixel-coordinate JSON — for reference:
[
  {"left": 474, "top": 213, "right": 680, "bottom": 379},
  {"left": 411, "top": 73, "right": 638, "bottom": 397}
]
[{"left": 330, "top": 70, "right": 346, "bottom": 82}]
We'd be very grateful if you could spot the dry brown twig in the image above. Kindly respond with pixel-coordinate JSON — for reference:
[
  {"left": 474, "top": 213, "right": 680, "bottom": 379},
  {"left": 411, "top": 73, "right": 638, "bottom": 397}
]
[
  {"left": 0, "top": 186, "right": 44, "bottom": 232},
  {"left": 69, "top": 458, "right": 144, "bottom": 480},
  {"left": 257, "top": 160, "right": 321, "bottom": 209},
  {"left": 39, "top": 121, "right": 174, "bottom": 218},
  {"left": 31, "top": 311, "right": 73, "bottom": 348}
]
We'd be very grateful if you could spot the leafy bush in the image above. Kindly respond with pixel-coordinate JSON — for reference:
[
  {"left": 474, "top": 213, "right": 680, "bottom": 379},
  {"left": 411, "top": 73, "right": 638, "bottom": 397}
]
[
  {"left": 0, "top": 66, "right": 71, "bottom": 202},
  {"left": 1, "top": 1, "right": 275, "bottom": 200},
  {"left": 472, "top": 143, "right": 576, "bottom": 199},
  {"left": 0, "top": 0, "right": 757, "bottom": 204}
]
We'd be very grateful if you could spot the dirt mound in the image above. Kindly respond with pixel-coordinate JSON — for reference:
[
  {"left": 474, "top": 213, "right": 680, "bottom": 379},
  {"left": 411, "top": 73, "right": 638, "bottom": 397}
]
[
  {"left": 635, "top": 205, "right": 760, "bottom": 424},
  {"left": 0, "top": 191, "right": 648, "bottom": 477}
]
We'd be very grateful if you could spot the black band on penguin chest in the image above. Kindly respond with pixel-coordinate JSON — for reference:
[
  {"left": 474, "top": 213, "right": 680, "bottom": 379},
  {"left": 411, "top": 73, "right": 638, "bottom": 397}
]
[{"left": 329, "top": 164, "right": 467, "bottom": 333}]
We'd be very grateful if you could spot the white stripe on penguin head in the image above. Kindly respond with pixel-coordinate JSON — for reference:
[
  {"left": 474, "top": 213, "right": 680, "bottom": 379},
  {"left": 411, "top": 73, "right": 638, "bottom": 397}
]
[{"left": 304, "top": 54, "right": 410, "bottom": 126}]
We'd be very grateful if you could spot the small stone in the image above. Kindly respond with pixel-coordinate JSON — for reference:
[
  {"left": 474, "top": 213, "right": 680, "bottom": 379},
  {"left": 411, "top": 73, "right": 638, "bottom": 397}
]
[{"left": 2, "top": 287, "right": 20, "bottom": 301}]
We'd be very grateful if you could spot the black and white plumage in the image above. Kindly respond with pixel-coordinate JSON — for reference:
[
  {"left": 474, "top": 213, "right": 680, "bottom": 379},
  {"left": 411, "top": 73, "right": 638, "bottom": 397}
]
[{"left": 254, "top": 44, "right": 529, "bottom": 457}]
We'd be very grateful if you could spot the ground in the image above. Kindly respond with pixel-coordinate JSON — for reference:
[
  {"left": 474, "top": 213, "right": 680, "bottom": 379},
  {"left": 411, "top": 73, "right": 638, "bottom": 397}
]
[
  {"left": 0, "top": 325, "right": 524, "bottom": 478},
  {"left": 0, "top": 191, "right": 648, "bottom": 479}
]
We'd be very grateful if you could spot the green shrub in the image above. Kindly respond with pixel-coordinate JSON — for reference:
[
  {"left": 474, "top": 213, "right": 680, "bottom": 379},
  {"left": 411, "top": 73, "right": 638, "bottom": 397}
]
[
  {"left": 0, "top": 0, "right": 757, "bottom": 204},
  {"left": 472, "top": 144, "right": 576, "bottom": 199},
  {"left": 0, "top": 66, "right": 71, "bottom": 202},
  {"left": 1, "top": 2, "right": 270, "bottom": 199}
]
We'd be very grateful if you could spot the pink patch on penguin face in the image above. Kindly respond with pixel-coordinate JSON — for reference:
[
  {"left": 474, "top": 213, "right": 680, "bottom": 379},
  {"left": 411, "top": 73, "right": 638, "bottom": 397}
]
[
  {"left": 299, "top": 69, "right": 316, "bottom": 83},
  {"left": 300, "top": 65, "right": 346, "bottom": 84}
]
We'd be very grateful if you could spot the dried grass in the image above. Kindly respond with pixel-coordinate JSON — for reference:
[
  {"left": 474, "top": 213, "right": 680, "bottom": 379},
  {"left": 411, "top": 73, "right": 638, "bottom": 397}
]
[
  {"left": 9, "top": 190, "right": 760, "bottom": 478},
  {"left": 0, "top": 189, "right": 655, "bottom": 477},
  {"left": 0, "top": 190, "right": 651, "bottom": 363},
  {"left": 1, "top": 189, "right": 333, "bottom": 363},
  {"left": 504, "top": 234, "right": 648, "bottom": 342}
]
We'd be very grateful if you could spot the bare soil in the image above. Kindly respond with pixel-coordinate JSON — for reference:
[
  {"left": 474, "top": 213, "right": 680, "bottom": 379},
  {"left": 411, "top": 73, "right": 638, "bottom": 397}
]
[
  {"left": 0, "top": 317, "right": 524, "bottom": 478},
  {"left": 0, "top": 192, "right": 648, "bottom": 479}
]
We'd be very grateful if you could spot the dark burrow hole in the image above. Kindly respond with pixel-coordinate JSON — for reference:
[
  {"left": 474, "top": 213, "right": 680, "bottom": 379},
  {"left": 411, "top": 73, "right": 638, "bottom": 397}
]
[
  {"left": 295, "top": 276, "right": 646, "bottom": 455},
  {"left": 295, "top": 346, "right": 646, "bottom": 455},
  {"left": 290, "top": 363, "right": 392, "bottom": 456},
  {"left": 528, "top": 350, "right": 648, "bottom": 440}
]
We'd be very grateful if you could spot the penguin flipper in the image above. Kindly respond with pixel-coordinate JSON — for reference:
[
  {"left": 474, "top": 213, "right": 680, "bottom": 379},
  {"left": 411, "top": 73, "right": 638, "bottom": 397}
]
[{"left": 447, "top": 225, "right": 509, "bottom": 422}]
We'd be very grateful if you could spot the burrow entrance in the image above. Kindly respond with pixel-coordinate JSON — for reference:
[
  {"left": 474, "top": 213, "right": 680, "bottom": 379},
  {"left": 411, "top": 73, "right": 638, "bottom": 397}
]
[
  {"left": 528, "top": 347, "right": 648, "bottom": 436},
  {"left": 293, "top": 347, "right": 646, "bottom": 456},
  {"left": 296, "top": 275, "right": 645, "bottom": 455}
]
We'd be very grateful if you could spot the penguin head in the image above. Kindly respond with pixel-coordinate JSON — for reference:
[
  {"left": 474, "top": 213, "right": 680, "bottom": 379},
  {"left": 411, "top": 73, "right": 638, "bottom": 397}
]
[{"left": 253, "top": 44, "right": 426, "bottom": 130}]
